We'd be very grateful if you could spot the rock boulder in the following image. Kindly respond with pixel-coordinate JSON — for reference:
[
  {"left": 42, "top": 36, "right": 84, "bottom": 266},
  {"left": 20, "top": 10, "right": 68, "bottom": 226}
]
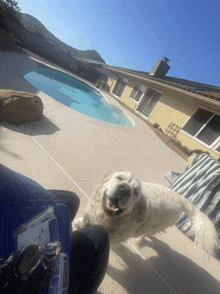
[{"left": 0, "top": 90, "right": 43, "bottom": 124}]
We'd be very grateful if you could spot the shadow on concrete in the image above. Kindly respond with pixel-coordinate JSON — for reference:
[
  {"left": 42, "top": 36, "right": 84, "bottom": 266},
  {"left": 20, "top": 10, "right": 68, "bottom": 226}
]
[
  {"left": 0, "top": 115, "right": 60, "bottom": 136},
  {"left": 0, "top": 145, "right": 22, "bottom": 159},
  {"left": 109, "top": 239, "right": 220, "bottom": 294}
]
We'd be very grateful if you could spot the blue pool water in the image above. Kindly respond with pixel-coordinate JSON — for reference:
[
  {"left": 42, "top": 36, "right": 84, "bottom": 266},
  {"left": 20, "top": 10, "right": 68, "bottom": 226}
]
[{"left": 22, "top": 67, "right": 132, "bottom": 126}]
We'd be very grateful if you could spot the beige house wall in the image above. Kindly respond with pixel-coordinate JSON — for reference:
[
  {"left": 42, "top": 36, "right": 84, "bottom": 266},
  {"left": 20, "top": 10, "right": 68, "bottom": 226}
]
[
  {"left": 120, "top": 79, "right": 137, "bottom": 109},
  {"left": 106, "top": 72, "right": 220, "bottom": 159},
  {"left": 149, "top": 89, "right": 220, "bottom": 130},
  {"left": 107, "top": 73, "right": 118, "bottom": 93},
  {"left": 148, "top": 89, "right": 220, "bottom": 159}
]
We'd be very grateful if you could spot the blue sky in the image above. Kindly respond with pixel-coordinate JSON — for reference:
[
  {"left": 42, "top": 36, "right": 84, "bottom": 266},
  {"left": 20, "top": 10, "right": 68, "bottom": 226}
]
[{"left": 17, "top": 0, "right": 220, "bottom": 86}]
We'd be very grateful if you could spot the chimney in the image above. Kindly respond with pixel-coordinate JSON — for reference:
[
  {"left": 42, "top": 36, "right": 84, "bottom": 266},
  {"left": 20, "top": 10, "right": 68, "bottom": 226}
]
[{"left": 150, "top": 57, "right": 170, "bottom": 77}]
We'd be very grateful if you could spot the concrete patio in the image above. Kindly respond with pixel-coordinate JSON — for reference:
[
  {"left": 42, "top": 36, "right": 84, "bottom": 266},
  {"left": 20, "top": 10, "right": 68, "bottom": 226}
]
[{"left": 1, "top": 52, "right": 220, "bottom": 293}]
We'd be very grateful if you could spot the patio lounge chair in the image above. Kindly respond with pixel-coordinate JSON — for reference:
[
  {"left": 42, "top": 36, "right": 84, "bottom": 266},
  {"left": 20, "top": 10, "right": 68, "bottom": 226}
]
[{"left": 166, "top": 153, "right": 220, "bottom": 244}]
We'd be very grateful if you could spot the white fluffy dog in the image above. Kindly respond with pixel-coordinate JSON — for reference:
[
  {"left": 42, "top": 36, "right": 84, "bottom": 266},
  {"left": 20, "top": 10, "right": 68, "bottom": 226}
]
[{"left": 73, "top": 171, "right": 220, "bottom": 257}]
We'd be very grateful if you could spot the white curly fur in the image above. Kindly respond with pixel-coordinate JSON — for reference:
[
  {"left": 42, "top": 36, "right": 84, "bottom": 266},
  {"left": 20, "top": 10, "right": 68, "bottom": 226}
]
[{"left": 73, "top": 171, "right": 220, "bottom": 257}]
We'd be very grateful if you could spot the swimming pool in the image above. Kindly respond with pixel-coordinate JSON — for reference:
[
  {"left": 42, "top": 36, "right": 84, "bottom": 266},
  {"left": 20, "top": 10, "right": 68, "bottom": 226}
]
[{"left": 22, "top": 67, "right": 133, "bottom": 126}]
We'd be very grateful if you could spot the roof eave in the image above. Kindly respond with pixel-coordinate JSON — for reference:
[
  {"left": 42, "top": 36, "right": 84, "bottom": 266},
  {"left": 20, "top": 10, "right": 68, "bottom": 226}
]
[{"left": 105, "top": 66, "right": 220, "bottom": 107}]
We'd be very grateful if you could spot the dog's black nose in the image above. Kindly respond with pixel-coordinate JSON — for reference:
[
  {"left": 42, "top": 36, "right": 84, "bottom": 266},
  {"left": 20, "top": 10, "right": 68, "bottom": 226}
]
[{"left": 114, "top": 183, "right": 131, "bottom": 199}]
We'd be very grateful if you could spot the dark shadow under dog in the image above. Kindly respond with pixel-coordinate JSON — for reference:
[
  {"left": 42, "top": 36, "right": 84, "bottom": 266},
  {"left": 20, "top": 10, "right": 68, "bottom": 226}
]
[{"left": 107, "top": 237, "right": 220, "bottom": 294}]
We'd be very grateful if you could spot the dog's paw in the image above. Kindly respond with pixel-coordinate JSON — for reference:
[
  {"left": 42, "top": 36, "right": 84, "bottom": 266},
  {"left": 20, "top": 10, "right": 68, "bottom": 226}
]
[
  {"left": 134, "top": 236, "right": 145, "bottom": 248},
  {"left": 134, "top": 236, "right": 154, "bottom": 248},
  {"left": 72, "top": 217, "right": 84, "bottom": 230}
]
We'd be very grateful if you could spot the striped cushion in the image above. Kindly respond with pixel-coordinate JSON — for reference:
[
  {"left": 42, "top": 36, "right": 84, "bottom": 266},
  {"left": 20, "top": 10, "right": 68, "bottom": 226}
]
[{"left": 169, "top": 153, "right": 220, "bottom": 239}]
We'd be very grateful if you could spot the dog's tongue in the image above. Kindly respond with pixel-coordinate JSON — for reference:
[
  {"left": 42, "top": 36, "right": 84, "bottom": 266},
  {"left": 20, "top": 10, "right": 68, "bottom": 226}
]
[
  {"left": 109, "top": 201, "right": 115, "bottom": 209},
  {"left": 108, "top": 199, "right": 118, "bottom": 210}
]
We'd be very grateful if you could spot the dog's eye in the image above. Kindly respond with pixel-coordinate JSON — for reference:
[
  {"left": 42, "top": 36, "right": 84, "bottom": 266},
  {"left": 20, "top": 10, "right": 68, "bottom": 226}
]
[{"left": 116, "top": 176, "right": 124, "bottom": 180}]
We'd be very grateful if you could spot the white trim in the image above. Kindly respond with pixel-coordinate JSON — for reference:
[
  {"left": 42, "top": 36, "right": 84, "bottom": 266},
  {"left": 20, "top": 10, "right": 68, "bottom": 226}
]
[
  {"left": 180, "top": 106, "right": 220, "bottom": 149},
  {"left": 129, "top": 93, "right": 145, "bottom": 104},
  {"left": 181, "top": 129, "right": 220, "bottom": 150},
  {"left": 144, "top": 86, "right": 164, "bottom": 96},
  {"left": 112, "top": 93, "right": 120, "bottom": 99},
  {"left": 129, "top": 97, "right": 139, "bottom": 103},
  {"left": 214, "top": 142, "right": 220, "bottom": 156}
]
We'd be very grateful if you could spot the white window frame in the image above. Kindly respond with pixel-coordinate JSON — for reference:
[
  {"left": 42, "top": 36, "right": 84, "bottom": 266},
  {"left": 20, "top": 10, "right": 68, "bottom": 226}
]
[
  {"left": 112, "top": 76, "right": 128, "bottom": 98},
  {"left": 135, "top": 86, "right": 163, "bottom": 119},
  {"left": 214, "top": 142, "right": 220, "bottom": 156},
  {"left": 129, "top": 83, "right": 146, "bottom": 103},
  {"left": 181, "top": 107, "right": 220, "bottom": 149}
]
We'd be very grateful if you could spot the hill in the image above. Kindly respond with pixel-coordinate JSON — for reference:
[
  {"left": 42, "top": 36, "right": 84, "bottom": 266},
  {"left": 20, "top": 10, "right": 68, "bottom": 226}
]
[{"left": 20, "top": 13, "right": 105, "bottom": 63}]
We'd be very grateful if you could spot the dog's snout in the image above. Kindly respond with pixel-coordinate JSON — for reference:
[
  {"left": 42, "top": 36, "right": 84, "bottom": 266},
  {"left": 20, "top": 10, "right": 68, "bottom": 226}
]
[
  {"left": 118, "top": 183, "right": 129, "bottom": 190},
  {"left": 113, "top": 183, "right": 131, "bottom": 199}
]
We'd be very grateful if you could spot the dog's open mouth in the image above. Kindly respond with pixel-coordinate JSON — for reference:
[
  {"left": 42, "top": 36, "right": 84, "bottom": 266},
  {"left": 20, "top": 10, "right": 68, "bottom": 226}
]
[
  {"left": 103, "top": 193, "right": 123, "bottom": 216},
  {"left": 107, "top": 199, "right": 120, "bottom": 212}
]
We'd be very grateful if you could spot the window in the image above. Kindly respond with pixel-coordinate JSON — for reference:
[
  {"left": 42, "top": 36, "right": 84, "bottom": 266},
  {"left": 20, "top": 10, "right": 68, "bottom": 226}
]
[
  {"left": 136, "top": 88, "right": 162, "bottom": 118},
  {"left": 112, "top": 77, "right": 127, "bottom": 98},
  {"left": 182, "top": 108, "right": 220, "bottom": 147},
  {"left": 129, "top": 83, "right": 145, "bottom": 102}
]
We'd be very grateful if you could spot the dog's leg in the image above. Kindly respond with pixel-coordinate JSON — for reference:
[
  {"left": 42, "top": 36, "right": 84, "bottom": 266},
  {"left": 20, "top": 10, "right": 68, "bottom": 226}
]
[
  {"left": 73, "top": 217, "right": 84, "bottom": 229},
  {"left": 73, "top": 213, "right": 91, "bottom": 230}
]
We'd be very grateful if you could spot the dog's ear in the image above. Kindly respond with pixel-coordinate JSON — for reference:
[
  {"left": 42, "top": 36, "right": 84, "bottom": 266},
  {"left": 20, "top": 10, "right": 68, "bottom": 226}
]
[
  {"left": 134, "top": 195, "right": 147, "bottom": 224},
  {"left": 102, "top": 172, "right": 114, "bottom": 183}
]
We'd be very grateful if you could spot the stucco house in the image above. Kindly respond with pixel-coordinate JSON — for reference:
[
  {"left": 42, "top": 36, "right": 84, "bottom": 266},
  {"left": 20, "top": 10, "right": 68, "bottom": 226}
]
[{"left": 78, "top": 57, "right": 220, "bottom": 160}]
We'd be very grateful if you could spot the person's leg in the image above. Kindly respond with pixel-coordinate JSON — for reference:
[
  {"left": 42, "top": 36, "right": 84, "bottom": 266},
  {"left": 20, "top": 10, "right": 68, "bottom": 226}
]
[
  {"left": 48, "top": 190, "right": 80, "bottom": 222},
  {"left": 69, "top": 225, "right": 110, "bottom": 294}
]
